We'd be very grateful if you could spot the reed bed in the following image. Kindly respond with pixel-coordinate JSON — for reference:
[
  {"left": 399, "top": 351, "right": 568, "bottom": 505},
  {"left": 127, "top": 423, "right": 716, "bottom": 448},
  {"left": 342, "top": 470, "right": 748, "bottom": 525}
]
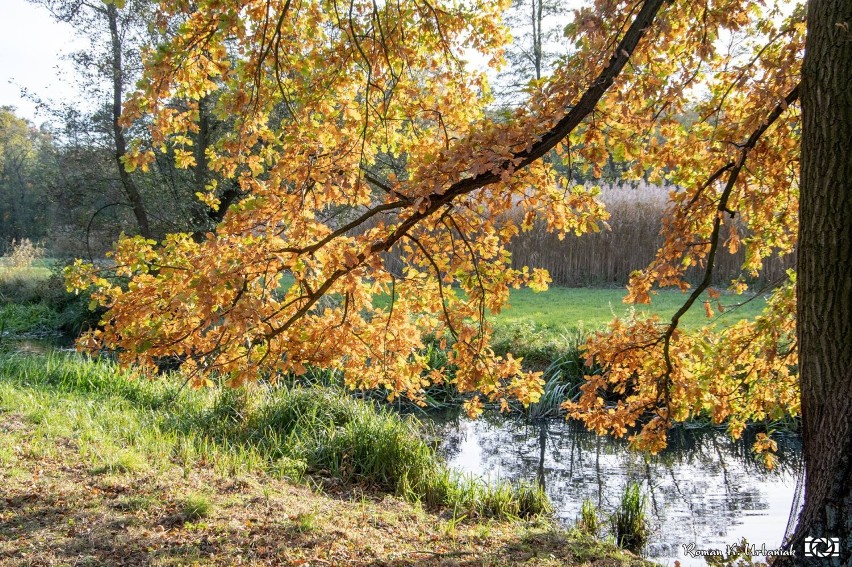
[
  {"left": 368, "top": 181, "right": 792, "bottom": 287},
  {"left": 508, "top": 182, "right": 793, "bottom": 287}
]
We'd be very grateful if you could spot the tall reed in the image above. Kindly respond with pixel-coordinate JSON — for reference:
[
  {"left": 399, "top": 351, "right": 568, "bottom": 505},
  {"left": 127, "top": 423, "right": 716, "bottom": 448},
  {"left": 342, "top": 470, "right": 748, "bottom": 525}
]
[{"left": 507, "top": 182, "right": 794, "bottom": 287}]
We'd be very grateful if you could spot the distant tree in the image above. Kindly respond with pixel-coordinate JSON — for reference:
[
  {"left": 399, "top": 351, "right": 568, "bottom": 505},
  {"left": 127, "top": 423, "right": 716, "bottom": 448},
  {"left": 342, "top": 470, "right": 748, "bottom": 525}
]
[
  {"left": 0, "top": 107, "right": 56, "bottom": 243},
  {"left": 28, "top": 0, "right": 246, "bottom": 250},
  {"left": 498, "top": 0, "right": 570, "bottom": 98},
  {"left": 29, "top": 0, "right": 159, "bottom": 239}
]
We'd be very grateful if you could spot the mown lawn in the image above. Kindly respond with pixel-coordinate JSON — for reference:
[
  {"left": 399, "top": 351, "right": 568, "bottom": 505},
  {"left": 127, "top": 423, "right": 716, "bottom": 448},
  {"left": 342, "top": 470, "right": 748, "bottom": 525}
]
[{"left": 493, "top": 287, "right": 769, "bottom": 332}]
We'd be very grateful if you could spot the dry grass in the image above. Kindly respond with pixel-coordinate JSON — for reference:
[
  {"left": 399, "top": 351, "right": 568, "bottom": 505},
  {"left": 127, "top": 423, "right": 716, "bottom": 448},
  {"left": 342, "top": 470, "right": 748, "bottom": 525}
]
[
  {"left": 0, "top": 451, "right": 638, "bottom": 566},
  {"left": 508, "top": 182, "right": 794, "bottom": 287}
]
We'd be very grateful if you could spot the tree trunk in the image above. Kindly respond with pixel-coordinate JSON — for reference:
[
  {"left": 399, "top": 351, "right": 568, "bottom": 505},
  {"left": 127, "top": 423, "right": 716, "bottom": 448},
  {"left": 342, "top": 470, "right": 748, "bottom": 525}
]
[
  {"left": 784, "top": 0, "right": 852, "bottom": 564},
  {"left": 107, "top": 3, "right": 152, "bottom": 239},
  {"left": 531, "top": 0, "right": 543, "bottom": 80}
]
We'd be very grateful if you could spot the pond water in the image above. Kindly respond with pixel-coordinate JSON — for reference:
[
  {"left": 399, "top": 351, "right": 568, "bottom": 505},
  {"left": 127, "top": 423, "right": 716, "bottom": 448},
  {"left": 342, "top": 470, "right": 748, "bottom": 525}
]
[{"left": 436, "top": 415, "right": 802, "bottom": 566}]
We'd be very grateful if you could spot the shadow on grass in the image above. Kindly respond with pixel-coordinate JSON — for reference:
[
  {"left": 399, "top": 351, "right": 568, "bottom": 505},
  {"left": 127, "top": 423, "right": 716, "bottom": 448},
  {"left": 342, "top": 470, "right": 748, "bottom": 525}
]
[{"left": 0, "top": 471, "right": 645, "bottom": 566}]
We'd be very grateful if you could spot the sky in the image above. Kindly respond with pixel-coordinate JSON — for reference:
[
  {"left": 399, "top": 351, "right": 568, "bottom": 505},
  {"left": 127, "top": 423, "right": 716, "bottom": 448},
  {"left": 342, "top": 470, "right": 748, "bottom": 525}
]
[
  {"left": 0, "top": 0, "right": 82, "bottom": 125},
  {"left": 0, "top": 0, "right": 548, "bottom": 126}
]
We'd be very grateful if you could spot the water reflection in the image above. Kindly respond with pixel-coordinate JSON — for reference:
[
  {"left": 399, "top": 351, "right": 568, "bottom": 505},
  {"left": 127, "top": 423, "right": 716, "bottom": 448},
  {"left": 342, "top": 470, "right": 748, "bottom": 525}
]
[{"left": 436, "top": 414, "right": 802, "bottom": 566}]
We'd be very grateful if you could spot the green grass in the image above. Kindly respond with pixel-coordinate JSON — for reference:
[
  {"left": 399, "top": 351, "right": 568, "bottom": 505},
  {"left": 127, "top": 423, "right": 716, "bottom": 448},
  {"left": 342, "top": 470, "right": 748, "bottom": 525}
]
[
  {"left": 180, "top": 492, "right": 213, "bottom": 520},
  {"left": 611, "top": 482, "right": 649, "bottom": 553},
  {"left": 0, "top": 260, "right": 101, "bottom": 336},
  {"left": 493, "top": 287, "right": 768, "bottom": 332},
  {"left": 484, "top": 287, "right": 770, "bottom": 393},
  {"left": 0, "top": 350, "right": 550, "bottom": 521},
  {"left": 577, "top": 499, "right": 602, "bottom": 536},
  {"left": 0, "top": 303, "right": 60, "bottom": 335},
  {"left": 0, "top": 264, "right": 52, "bottom": 278}
]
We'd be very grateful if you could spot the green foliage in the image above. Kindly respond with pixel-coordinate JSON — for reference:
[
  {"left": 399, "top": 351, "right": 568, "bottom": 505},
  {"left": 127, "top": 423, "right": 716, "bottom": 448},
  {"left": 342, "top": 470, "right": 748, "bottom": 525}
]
[
  {"left": 611, "top": 482, "right": 649, "bottom": 553},
  {"left": 0, "top": 110, "right": 58, "bottom": 245},
  {"left": 495, "top": 327, "right": 599, "bottom": 418}
]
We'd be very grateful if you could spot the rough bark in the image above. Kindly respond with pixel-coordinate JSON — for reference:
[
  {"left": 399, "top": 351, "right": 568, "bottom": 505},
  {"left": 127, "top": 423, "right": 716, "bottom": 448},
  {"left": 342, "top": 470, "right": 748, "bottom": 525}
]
[
  {"left": 783, "top": 0, "right": 852, "bottom": 564},
  {"left": 107, "top": 2, "right": 152, "bottom": 239}
]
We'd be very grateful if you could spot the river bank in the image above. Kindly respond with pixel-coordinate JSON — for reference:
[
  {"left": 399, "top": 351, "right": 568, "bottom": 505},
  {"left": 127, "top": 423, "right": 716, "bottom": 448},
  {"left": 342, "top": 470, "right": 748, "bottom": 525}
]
[{"left": 0, "top": 350, "right": 650, "bottom": 565}]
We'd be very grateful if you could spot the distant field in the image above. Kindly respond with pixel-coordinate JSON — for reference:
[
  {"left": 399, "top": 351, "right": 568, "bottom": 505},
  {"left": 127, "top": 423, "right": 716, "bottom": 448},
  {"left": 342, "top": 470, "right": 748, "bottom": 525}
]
[
  {"left": 0, "top": 264, "right": 52, "bottom": 280},
  {"left": 290, "top": 274, "right": 767, "bottom": 333},
  {"left": 493, "top": 287, "right": 769, "bottom": 332},
  {"left": 1, "top": 259, "right": 768, "bottom": 336}
]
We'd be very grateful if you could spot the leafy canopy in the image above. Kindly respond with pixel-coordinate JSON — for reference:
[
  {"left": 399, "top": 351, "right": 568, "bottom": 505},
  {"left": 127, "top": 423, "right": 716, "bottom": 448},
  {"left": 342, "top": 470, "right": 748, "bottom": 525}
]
[{"left": 69, "top": 0, "right": 802, "bottom": 452}]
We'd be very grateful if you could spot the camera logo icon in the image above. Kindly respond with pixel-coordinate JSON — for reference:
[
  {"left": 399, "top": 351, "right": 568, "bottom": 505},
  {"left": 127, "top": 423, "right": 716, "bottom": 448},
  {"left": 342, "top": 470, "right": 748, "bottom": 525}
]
[{"left": 804, "top": 536, "right": 840, "bottom": 557}]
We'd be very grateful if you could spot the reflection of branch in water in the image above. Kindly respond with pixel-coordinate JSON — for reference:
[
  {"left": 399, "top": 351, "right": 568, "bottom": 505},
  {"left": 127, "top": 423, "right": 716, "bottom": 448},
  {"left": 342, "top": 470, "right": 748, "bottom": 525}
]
[
  {"left": 569, "top": 422, "right": 578, "bottom": 478},
  {"left": 436, "top": 413, "right": 800, "bottom": 561},
  {"left": 645, "top": 461, "right": 661, "bottom": 517},
  {"left": 668, "top": 466, "right": 700, "bottom": 542},
  {"left": 595, "top": 436, "right": 603, "bottom": 508},
  {"left": 711, "top": 435, "right": 732, "bottom": 497},
  {"left": 536, "top": 422, "right": 547, "bottom": 490}
]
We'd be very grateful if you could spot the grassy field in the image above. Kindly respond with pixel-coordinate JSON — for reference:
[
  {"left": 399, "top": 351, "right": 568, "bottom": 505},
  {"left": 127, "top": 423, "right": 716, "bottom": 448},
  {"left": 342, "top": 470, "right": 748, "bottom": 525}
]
[
  {"left": 493, "top": 287, "right": 768, "bottom": 332},
  {"left": 1, "top": 258, "right": 768, "bottom": 334},
  {"left": 0, "top": 350, "right": 650, "bottom": 566},
  {"left": 483, "top": 286, "right": 770, "bottom": 372}
]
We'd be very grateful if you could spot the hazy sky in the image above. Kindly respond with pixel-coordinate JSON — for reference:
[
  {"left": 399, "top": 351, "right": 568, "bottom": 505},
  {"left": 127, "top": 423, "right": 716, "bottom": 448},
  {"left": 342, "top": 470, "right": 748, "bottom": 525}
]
[{"left": 0, "top": 0, "right": 82, "bottom": 124}]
